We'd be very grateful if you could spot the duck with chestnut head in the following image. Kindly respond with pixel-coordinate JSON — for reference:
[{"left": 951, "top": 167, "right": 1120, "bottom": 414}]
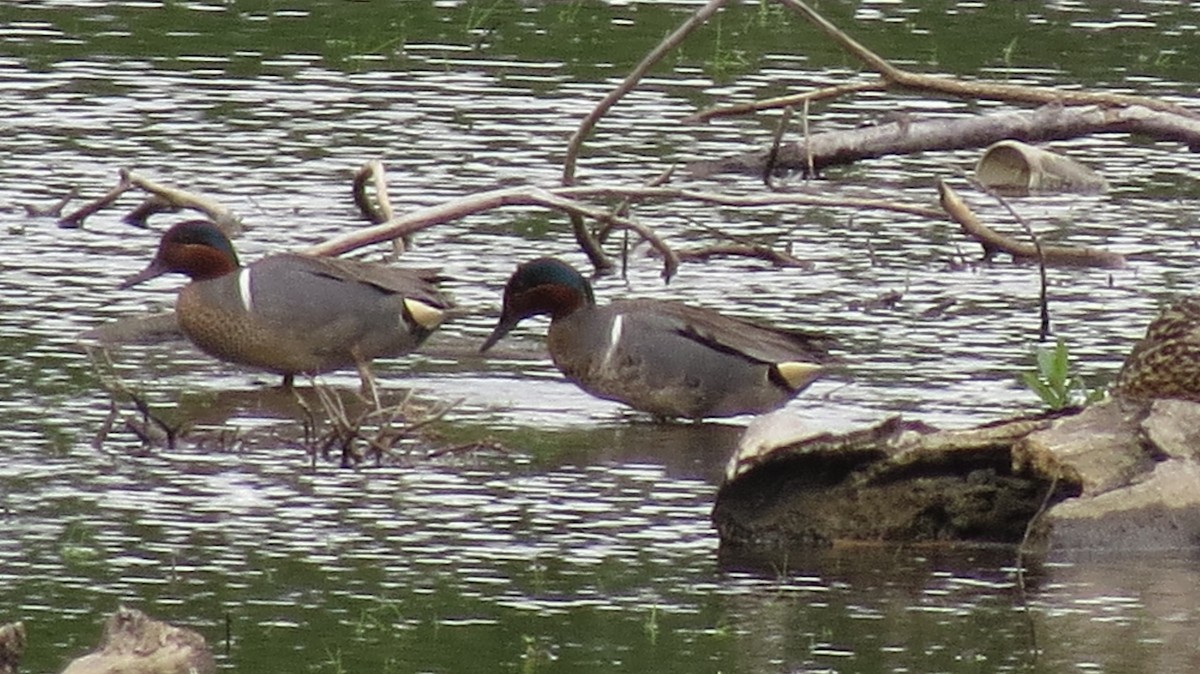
[{"left": 120, "top": 219, "right": 450, "bottom": 395}]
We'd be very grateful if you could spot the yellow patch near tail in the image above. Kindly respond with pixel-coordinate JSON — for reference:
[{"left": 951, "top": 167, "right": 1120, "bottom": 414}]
[
  {"left": 404, "top": 298, "right": 445, "bottom": 329},
  {"left": 775, "top": 361, "right": 823, "bottom": 390}
]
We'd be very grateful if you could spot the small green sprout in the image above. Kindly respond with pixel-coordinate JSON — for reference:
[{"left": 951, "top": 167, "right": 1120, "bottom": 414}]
[{"left": 1020, "top": 337, "right": 1106, "bottom": 410}]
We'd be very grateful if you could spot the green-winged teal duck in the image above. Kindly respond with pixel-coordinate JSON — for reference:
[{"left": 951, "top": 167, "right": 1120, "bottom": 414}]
[
  {"left": 480, "top": 257, "right": 832, "bottom": 419},
  {"left": 120, "top": 220, "right": 450, "bottom": 392},
  {"left": 1113, "top": 296, "right": 1200, "bottom": 401}
]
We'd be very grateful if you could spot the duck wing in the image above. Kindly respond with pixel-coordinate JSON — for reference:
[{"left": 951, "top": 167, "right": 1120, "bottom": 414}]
[
  {"left": 613, "top": 299, "right": 834, "bottom": 365},
  {"left": 275, "top": 253, "right": 453, "bottom": 309}
]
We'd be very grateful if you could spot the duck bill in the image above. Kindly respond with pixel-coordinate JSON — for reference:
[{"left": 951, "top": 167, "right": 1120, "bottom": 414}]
[
  {"left": 118, "top": 259, "right": 169, "bottom": 289},
  {"left": 480, "top": 315, "right": 520, "bottom": 353}
]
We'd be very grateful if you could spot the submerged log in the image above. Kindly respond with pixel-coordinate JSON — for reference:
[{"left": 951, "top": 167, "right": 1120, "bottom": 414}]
[
  {"left": 60, "top": 607, "right": 215, "bottom": 674},
  {"left": 687, "top": 104, "right": 1200, "bottom": 179},
  {"left": 713, "top": 397, "right": 1200, "bottom": 554}
]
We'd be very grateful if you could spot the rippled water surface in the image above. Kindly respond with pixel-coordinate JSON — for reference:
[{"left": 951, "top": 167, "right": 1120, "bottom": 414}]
[{"left": 3, "top": 1, "right": 1200, "bottom": 672}]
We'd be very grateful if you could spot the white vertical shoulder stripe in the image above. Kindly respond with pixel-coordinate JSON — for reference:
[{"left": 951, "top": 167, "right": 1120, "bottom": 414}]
[
  {"left": 237, "top": 268, "right": 254, "bottom": 313},
  {"left": 599, "top": 314, "right": 624, "bottom": 370}
]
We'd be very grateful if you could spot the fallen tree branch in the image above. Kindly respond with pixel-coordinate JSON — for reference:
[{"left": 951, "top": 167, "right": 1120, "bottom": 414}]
[
  {"left": 689, "top": 80, "right": 887, "bottom": 124},
  {"left": 666, "top": 243, "right": 814, "bottom": 269},
  {"left": 777, "top": 0, "right": 1199, "bottom": 119},
  {"left": 561, "top": 0, "right": 728, "bottom": 272},
  {"left": 123, "top": 194, "right": 180, "bottom": 228},
  {"left": 60, "top": 169, "right": 242, "bottom": 233},
  {"left": 305, "top": 184, "right": 686, "bottom": 278},
  {"left": 21, "top": 188, "right": 77, "bottom": 218},
  {"left": 59, "top": 175, "right": 132, "bottom": 229},
  {"left": 690, "top": 104, "right": 1200, "bottom": 177},
  {"left": 687, "top": 0, "right": 1197, "bottom": 178},
  {"left": 302, "top": 182, "right": 946, "bottom": 272},
  {"left": 71, "top": 167, "right": 929, "bottom": 279},
  {"left": 937, "top": 179, "right": 1126, "bottom": 269},
  {"left": 352, "top": 159, "right": 408, "bottom": 255}
]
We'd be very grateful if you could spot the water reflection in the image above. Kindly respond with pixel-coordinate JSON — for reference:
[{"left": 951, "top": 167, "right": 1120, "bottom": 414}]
[{"left": 3, "top": 0, "right": 1200, "bottom": 671}]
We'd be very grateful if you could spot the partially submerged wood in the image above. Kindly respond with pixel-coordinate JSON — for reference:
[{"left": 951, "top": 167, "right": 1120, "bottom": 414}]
[
  {"left": 691, "top": 0, "right": 1198, "bottom": 178},
  {"left": 688, "top": 104, "right": 1200, "bottom": 179},
  {"left": 59, "top": 169, "right": 242, "bottom": 235},
  {"left": 714, "top": 397, "right": 1200, "bottom": 554},
  {"left": 60, "top": 607, "right": 215, "bottom": 674},
  {"left": 938, "top": 179, "right": 1126, "bottom": 270}
]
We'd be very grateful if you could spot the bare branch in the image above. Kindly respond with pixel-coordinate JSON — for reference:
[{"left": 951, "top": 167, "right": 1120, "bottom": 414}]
[
  {"left": 691, "top": 104, "right": 1200, "bottom": 178},
  {"left": 352, "top": 159, "right": 408, "bottom": 255},
  {"left": 301, "top": 182, "right": 945, "bottom": 272},
  {"left": 22, "top": 188, "right": 78, "bottom": 218},
  {"left": 562, "top": 0, "right": 728, "bottom": 272},
  {"left": 937, "top": 179, "right": 1126, "bottom": 269},
  {"left": 59, "top": 174, "right": 132, "bottom": 229},
  {"left": 670, "top": 243, "right": 814, "bottom": 269},
  {"left": 122, "top": 170, "right": 243, "bottom": 235},
  {"left": 777, "top": 0, "right": 1199, "bottom": 118},
  {"left": 689, "top": 80, "right": 886, "bottom": 124},
  {"left": 562, "top": 0, "right": 728, "bottom": 185}
]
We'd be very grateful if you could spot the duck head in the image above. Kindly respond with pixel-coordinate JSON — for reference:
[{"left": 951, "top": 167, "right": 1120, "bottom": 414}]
[
  {"left": 480, "top": 257, "right": 595, "bottom": 352},
  {"left": 120, "top": 220, "right": 241, "bottom": 288}
]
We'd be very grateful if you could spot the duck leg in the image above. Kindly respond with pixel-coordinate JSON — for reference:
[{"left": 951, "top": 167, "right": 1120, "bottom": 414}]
[{"left": 352, "top": 353, "right": 382, "bottom": 410}]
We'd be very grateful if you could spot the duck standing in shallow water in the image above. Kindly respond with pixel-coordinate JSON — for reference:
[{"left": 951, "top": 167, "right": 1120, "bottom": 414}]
[
  {"left": 120, "top": 220, "right": 450, "bottom": 394},
  {"left": 480, "top": 257, "right": 832, "bottom": 420}
]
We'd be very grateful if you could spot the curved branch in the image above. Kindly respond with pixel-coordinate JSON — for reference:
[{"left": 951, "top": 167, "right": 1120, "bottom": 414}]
[
  {"left": 303, "top": 185, "right": 682, "bottom": 279},
  {"left": 562, "top": 0, "right": 728, "bottom": 185},
  {"left": 561, "top": 0, "right": 728, "bottom": 272},
  {"left": 58, "top": 169, "right": 242, "bottom": 234},
  {"left": 937, "top": 179, "right": 1126, "bottom": 269},
  {"left": 352, "top": 160, "right": 407, "bottom": 255},
  {"left": 776, "top": 0, "right": 1199, "bottom": 119}
]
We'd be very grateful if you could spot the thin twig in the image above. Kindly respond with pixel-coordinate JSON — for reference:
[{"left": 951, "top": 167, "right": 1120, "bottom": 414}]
[
  {"left": 763, "top": 106, "right": 793, "bottom": 189},
  {"left": 1015, "top": 474, "right": 1058, "bottom": 669},
  {"left": 776, "top": 0, "right": 1198, "bottom": 118},
  {"left": 973, "top": 178, "right": 1053, "bottom": 340},
  {"left": 669, "top": 243, "right": 813, "bottom": 269},
  {"left": 22, "top": 188, "right": 78, "bottom": 218},
  {"left": 688, "top": 80, "right": 886, "bottom": 123},
  {"left": 561, "top": 0, "right": 728, "bottom": 272}
]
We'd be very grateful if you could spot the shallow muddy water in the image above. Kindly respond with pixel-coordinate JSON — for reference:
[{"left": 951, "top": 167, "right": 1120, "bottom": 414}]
[{"left": 2, "top": 1, "right": 1200, "bottom": 672}]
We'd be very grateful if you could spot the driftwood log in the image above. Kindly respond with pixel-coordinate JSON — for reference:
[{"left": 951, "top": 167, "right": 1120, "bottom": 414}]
[
  {"left": 713, "top": 396, "right": 1200, "bottom": 556},
  {"left": 687, "top": 103, "right": 1200, "bottom": 179},
  {"left": 59, "top": 607, "right": 215, "bottom": 674}
]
